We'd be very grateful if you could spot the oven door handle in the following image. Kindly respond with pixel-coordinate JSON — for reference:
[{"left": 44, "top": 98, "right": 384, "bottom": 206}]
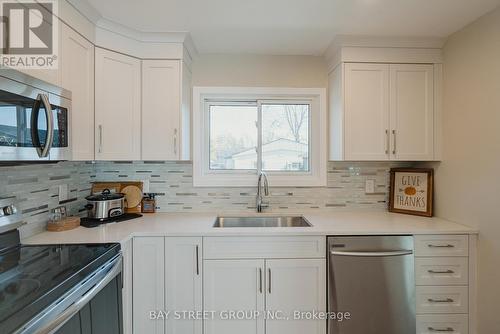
[
  {"left": 330, "top": 250, "right": 413, "bottom": 257},
  {"left": 21, "top": 255, "right": 122, "bottom": 334}
]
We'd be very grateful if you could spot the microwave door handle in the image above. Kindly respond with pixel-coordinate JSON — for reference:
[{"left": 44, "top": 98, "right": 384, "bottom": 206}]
[
  {"left": 30, "top": 94, "right": 54, "bottom": 158},
  {"left": 40, "top": 94, "right": 54, "bottom": 158}
]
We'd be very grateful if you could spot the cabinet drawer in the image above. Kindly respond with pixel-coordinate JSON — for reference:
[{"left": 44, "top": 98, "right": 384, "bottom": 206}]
[
  {"left": 417, "top": 314, "right": 468, "bottom": 334},
  {"left": 415, "top": 235, "right": 468, "bottom": 257},
  {"left": 416, "top": 286, "right": 468, "bottom": 314},
  {"left": 416, "top": 257, "right": 468, "bottom": 286},
  {"left": 203, "top": 236, "right": 325, "bottom": 259}
]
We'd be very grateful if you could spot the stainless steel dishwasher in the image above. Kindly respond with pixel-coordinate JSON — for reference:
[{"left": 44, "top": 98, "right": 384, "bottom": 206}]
[{"left": 327, "top": 236, "right": 415, "bottom": 334}]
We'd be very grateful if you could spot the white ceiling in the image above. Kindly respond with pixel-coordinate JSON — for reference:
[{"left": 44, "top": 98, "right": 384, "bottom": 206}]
[{"left": 78, "top": 0, "right": 500, "bottom": 55}]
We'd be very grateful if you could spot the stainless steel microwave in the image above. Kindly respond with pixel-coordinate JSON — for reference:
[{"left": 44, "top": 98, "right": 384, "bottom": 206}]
[{"left": 0, "top": 69, "right": 71, "bottom": 161}]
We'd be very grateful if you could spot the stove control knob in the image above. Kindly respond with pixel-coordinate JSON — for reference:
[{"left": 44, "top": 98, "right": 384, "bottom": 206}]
[{"left": 3, "top": 205, "right": 17, "bottom": 216}]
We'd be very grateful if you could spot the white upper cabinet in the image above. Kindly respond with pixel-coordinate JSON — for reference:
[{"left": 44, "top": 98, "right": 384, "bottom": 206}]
[
  {"left": 390, "top": 64, "right": 434, "bottom": 161},
  {"left": 330, "top": 62, "right": 439, "bottom": 161},
  {"left": 95, "top": 48, "right": 141, "bottom": 160},
  {"left": 61, "top": 24, "right": 94, "bottom": 161},
  {"left": 142, "top": 60, "right": 181, "bottom": 160},
  {"left": 344, "top": 63, "right": 390, "bottom": 160}
]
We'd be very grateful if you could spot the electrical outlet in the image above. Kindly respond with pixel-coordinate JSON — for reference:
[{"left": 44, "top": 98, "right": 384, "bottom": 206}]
[
  {"left": 142, "top": 180, "right": 150, "bottom": 193},
  {"left": 58, "top": 184, "right": 69, "bottom": 202},
  {"left": 365, "top": 179, "right": 375, "bottom": 194}
]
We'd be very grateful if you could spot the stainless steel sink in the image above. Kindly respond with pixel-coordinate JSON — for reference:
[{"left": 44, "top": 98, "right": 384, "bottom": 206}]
[{"left": 213, "top": 216, "right": 312, "bottom": 228}]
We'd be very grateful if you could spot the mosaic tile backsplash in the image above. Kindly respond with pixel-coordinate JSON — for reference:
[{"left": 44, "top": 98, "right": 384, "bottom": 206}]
[
  {"left": 0, "top": 162, "right": 94, "bottom": 238},
  {"left": 0, "top": 161, "right": 409, "bottom": 238}
]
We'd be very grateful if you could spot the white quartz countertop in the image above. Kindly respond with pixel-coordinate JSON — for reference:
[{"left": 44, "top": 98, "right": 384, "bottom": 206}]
[{"left": 23, "top": 211, "right": 477, "bottom": 245}]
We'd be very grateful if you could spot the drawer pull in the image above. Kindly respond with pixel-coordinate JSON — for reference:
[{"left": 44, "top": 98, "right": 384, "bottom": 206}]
[
  {"left": 428, "top": 269, "right": 455, "bottom": 274},
  {"left": 427, "top": 298, "right": 454, "bottom": 303},
  {"left": 428, "top": 327, "right": 455, "bottom": 332},
  {"left": 428, "top": 244, "right": 455, "bottom": 248}
]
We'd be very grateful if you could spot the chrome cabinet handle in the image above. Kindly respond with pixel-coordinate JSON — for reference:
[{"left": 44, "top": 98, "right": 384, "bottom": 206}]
[
  {"left": 173, "top": 128, "right": 178, "bottom": 156},
  {"left": 428, "top": 269, "right": 455, "bottom": 274},
  {"left": 98, "top": 125, "right": 103, "bottom": 153},
  {"left": 428, "top": 244, "right": 455, "bottom": 248},
  {"left": 392, "top": 129, "right": 396, "bottom": 155},
  {"left": 428, "top": 327, "right": 455, "bottom": 332},
  {"left": 428, "top": 298, "right": 454, "bottom": 303},
  {"left": 259, "top": 268, "right": 263, "bottom": 294},
  {"left": 195, "top": 245, "right": 200, "bottom": 276},
  {"left": 385, "top": 129, "right": 389, "bottom": 154},
  {"left": 330, "top": 250, "right": 413, "bottom": 257},
  {"left": 268, "top": 268, "right": 271, "bottom": 294}
]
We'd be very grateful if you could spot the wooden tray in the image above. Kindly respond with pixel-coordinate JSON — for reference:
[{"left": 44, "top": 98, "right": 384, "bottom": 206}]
[{"left": 47, "top": 216, "right": 80, "bottom": 232}]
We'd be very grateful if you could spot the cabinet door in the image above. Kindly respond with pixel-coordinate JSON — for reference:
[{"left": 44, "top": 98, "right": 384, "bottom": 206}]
[
  {"left": 95, "top": 48, "right": 141, "bottom": 160},
  {"left": 61, "top": 24, "right": 94, "bottom": 160},
  {"left": 265, "top": 259, "right": 326, "bottom": 334},
  {"left": 165, "top": 237, "right": 202, "bottom": 334},
  {"left": 142, "top": 60, "right": 181, "bottom": 160},
  {"left": 204, "top": 260, "right": 265, "bottom": 334},
  {"left": 133, "top": 237, "right": 165, "bottom": 334},
  {"left": 344, "top": 63, "right": 390, "bottom": 160},
  {"left": 390, "top": 64, "right": 434, "bottom": 160}
]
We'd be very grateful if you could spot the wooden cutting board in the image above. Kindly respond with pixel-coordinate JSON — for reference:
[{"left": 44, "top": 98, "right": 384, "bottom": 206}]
[{"left": 91, "top": 182, "right": 143, "bottom": 213}]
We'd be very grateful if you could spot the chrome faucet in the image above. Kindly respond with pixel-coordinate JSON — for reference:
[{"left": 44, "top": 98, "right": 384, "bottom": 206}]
[{"left": 256, "top": 171, "right": 269, "bottom": 213}]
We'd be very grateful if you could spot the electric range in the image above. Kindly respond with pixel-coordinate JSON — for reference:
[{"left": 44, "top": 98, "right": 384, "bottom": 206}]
[{"left": 0, "top": 228, "right": 122, "bottom": 334}]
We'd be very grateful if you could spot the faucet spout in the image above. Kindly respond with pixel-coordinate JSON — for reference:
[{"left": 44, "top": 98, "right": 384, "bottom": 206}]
[{"left": 256, "top": 172, "right": 269, "bottom": 213}]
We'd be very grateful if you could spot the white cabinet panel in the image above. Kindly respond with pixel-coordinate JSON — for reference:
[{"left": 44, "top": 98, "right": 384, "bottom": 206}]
[
  {"left": 203, "top": 236, "right": 325, "bottom": 259},
  {"left": 344, "top": 63, "right": 390, "bottom": 160},
  {"left": 95, "top": 47, "right": 141, "bottom": 160},
  {"left": 416, "top": 257, "right": 468, "bottom": 286},
  {"left": 165, "top": 237, "right": 202, "bottom": 334},
  {"left": 133, "top": 237, "right": 165, "bottom": 334},
  {"left": 417, "top": 314, "right": 468, "bottom": 334},
  {"left": 416, "top": 286, "right": 468, "bottom": 314},
  {"left": 61, "top": 24, "right": 94, "bottom": 160},
  {"left": 390, "top": 64, "right": 434, "bottom": 160},
  {"left": 265, "top": 259, "right": 326, "bottom": 334},
  {"left": 142, "top": 60, "right": 181, "bottom": 160},
  {"left": 415, "top": 235, "right": 469, "bottom": 257},
  {"left": 204, "top": 260, "right": 265, "bottom": 334},
  {"left": 121, "top": 238, "right": 133, "bottom": 334}
]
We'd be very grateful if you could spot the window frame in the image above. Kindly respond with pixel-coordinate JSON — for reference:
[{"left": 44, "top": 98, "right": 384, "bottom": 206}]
[{"left": 193, "top": 87, "right": 327, "bottom": 187}]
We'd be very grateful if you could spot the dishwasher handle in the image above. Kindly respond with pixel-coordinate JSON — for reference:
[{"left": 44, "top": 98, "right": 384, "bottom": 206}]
[{"left": 330, "top": 250, "right": 413, "bottom": 257}]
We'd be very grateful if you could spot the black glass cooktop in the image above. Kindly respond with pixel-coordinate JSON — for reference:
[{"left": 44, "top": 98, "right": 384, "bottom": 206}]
[{"left": 0, "top": 242, "right": 120, "bottom": 333}]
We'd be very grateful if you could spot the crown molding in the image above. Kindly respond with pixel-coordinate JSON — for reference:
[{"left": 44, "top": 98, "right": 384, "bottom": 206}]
[{"left": 65, "top": 0, "right": 198, "bottom": 59}]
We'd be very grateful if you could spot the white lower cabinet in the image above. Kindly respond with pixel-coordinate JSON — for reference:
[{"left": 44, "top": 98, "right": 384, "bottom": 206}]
[
  {"left": 204, "top": 260, "right": 265, "bottom": 334},
  {"left": 133, "top": 237, "right": 165, "bottom": 334},
  {"left": 416, "top": 314, "right": 468, "bottom": 334},
  {"left": 165, "top": 237, "right": 203, "bottom": 334},
  {"left": 265, "top": 259, "right": 326, "bottom": 334},
  {"left": 203, "top": 257, "right": 326, "bottom": 334},
  {"left": 132, "top": 237, "right": 202, "bottom": 334}
]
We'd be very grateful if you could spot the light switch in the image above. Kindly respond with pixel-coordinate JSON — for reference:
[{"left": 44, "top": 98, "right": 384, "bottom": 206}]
[
  {"left": 365, "top": 179, "right": 375, "bottom": 194},
  {"left": 58, "top": 184, "right": 69, "bottom": 202}
]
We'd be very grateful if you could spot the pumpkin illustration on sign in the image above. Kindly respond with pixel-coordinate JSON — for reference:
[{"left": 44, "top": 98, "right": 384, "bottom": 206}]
[{"left": 394, "top": 173, "right": 428, "bottom": 212}]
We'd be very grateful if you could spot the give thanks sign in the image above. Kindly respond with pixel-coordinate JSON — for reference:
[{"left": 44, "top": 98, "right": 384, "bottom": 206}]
[{"left": 389, "top": 168, "right": 434, "bottom": 217}]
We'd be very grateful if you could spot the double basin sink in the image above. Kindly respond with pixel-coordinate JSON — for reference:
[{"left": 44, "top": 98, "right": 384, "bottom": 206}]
[{"left": 213, "top": 216, "right": 312, "bottom": 228}]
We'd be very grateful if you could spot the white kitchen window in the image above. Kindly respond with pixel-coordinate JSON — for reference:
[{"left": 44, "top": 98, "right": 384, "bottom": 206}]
[{"left": 193, "top": 87, "right": 327, "bottom": 187}]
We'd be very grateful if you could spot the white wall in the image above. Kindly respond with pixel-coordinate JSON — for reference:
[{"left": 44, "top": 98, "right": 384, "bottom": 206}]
[
  {"left": 192, "top": 54, "right": 328, "bottom": 87},
  {"left": 433, "top": 6, "right": 500, "bottom": 332}
]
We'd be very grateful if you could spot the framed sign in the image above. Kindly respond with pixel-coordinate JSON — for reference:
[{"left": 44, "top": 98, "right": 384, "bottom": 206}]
[{"left": 389, "top": 168, "right": 433, "bottom": 217}]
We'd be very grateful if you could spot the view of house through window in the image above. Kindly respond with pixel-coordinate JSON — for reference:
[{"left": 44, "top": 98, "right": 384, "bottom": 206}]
[{"left": 209, "top": 101, "right": 310, "bottom": 172}]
